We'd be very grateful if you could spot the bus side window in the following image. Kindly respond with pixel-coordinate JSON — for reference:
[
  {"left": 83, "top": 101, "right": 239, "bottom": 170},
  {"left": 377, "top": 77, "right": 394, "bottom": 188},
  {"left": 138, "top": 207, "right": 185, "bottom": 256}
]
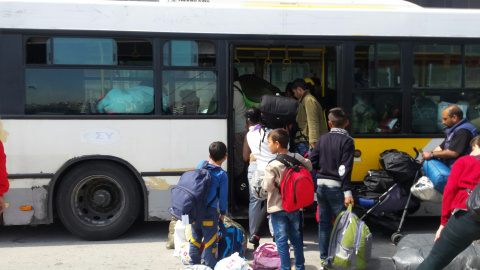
[
  {"left": 172, "top": 90, "right": 199, "bottom": 115},
  {"left": 352, "top": 94, "right": 377, "bottom": 133},
  {"left": 96, "top": 86, "right": 154, "bottom": 115}
]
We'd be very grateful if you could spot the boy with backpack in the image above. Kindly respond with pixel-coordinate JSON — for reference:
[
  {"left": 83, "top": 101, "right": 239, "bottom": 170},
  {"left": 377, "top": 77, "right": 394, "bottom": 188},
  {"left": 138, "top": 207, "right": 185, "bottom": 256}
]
[
  {"left": 188, "top": 141, "right": 228, "bottom": 269},
  {"left": 262, "top": 128, "right": 312, "bottom": 270},
  {"left": 309, "top": 107, "right": 354, "bottom": 269}
]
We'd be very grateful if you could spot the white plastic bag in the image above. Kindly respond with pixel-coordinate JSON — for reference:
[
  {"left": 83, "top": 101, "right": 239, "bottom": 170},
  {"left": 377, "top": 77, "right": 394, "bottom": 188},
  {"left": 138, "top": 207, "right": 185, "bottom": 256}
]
[
  {"left": 411, "top": 176, "right": 443, "bottom": 203},
  {"left": 250, "top": 169, "right": 268, "bottom": 200},
  {"left": 184, "top": 265, "right": 213, "bottom": 270},
  {"left": 178, "top": 243, "right": 192, "bottom": 265},
  {"left": 174, "top": 220, "right": 187, "bottom": 257},
  {"left": 215, "top": 252, "right": 252, "bottom": 270}
]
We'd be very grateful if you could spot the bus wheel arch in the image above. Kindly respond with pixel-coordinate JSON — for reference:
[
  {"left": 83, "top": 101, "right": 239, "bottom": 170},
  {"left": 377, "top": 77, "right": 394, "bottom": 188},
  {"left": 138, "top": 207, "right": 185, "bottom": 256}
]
[{"left": 51, "top": 157, "right": 146, "bottom": 240}]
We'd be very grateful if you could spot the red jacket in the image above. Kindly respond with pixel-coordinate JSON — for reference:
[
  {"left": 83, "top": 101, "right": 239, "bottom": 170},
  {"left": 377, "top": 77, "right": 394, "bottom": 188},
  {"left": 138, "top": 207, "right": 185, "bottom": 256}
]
[
  {"left": 0, "top": 141, "right": 8, "bottom": 197},
  {"left": 441, "top": 155, "right": 480, "bottom": 225}
]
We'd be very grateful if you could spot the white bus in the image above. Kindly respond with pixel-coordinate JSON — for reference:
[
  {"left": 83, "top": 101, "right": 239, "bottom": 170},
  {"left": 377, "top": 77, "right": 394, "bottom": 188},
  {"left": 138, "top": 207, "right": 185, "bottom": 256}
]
[{"left": 1, "top": 0, "right": 480, "bottom": 239}]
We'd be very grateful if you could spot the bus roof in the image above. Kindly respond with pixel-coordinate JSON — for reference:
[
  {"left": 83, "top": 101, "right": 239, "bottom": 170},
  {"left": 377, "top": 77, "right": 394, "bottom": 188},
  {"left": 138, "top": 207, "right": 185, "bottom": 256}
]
[{"left": 1, "top": 0, "right": 480, "bottom": 38}]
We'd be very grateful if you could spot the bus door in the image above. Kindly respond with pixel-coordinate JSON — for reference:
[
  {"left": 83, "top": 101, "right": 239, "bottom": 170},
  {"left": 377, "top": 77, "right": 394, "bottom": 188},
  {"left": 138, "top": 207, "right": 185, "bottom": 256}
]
[{"left": 228, "top": 42, "right": 340, "bottom": 218}]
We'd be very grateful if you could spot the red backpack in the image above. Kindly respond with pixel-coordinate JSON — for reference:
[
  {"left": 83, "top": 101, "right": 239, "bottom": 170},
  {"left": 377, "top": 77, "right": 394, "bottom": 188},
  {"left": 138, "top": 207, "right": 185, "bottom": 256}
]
[{"left": 276, "top": 154, "right": 315, "bottom": 212}]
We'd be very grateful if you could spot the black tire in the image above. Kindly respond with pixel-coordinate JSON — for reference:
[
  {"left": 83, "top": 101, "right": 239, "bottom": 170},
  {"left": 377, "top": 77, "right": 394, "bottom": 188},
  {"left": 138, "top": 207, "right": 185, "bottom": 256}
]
[
  {"left": 391, "top": 231, "right": 404, "bottom": 245},
  {"left": 56, "top": 161, "right": 141, "bottom": 240}
]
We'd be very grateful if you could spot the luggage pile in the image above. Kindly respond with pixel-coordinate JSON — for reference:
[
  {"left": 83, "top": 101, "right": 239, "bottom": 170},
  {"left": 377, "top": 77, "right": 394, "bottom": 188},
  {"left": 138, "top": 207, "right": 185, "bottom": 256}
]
[{"left": 353, "top": 149, "right": 421, "bottom": 244}]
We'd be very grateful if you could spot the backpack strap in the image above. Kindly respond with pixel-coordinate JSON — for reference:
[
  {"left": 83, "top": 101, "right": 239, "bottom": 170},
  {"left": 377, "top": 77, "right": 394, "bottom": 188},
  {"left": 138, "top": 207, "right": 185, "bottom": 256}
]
[
  {"left": 201, "top": 160, "right": 221, "bottom": 208},
  {"left": 206, "top": 187, "right": 220, "bottom": 208},
  {"left": 274, "top": 154, "right": 303, "bottom": 190},
  {"left": 200, "top": 160, "right": 210, "bottom": 169},
  {"left": 276, "top": 154, "right": 302, "bottom": 168},
  {"left": 234, "top": 84, "right": 244, "bottom": 95},
  {"left": 199, "top": 160, "right": 220, "bottom": 209}
]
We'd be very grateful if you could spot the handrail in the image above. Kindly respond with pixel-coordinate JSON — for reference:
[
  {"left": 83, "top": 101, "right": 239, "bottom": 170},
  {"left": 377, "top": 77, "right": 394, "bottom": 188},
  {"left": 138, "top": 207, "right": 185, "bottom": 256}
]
[
  {"left": 265, "top": 48, "right": 272, "bottom": 65},
  {"left": 283, "top": 48, "right": 291, "bottom": 65}
]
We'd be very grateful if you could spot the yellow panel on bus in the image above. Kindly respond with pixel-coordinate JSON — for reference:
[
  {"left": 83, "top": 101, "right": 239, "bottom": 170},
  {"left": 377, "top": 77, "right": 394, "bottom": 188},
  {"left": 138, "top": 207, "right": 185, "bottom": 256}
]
[{"left": 351, "top": 138, "right": 433, "bottom": 181}]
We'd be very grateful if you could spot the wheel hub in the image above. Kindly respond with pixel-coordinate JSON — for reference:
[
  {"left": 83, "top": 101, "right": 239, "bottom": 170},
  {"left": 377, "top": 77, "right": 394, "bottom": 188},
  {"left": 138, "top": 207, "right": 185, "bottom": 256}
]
[
  {"left": 92, "top": 189, "right": 112, "bottom": 207},
  {"left": 71, "top": 175, "right": 125, "bottom": 226}
]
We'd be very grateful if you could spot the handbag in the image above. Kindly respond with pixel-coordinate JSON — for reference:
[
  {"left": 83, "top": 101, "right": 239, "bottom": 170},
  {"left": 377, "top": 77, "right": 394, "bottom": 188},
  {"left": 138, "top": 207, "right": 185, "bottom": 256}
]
[{"left": 466, "top": 156, "right": 480, "bottom": 222}]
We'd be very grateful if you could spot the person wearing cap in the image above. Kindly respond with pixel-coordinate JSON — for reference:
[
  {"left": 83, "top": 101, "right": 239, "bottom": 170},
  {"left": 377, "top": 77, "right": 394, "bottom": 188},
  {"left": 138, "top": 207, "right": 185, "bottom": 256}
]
[
  {"left": 291, "top": 78, "right": 328, "bottom": 156},
  {"left": 0, "top": 140, "right": 9, "bottom": 214},
  {"left": 304, "top": 77, "right": 316, "bottom": 92}
]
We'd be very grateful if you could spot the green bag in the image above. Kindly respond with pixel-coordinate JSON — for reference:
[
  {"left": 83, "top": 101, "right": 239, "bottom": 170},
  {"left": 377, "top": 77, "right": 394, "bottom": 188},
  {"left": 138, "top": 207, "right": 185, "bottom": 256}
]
[{"left": 328, "top": 204, "right": 372, "bottom": 270}]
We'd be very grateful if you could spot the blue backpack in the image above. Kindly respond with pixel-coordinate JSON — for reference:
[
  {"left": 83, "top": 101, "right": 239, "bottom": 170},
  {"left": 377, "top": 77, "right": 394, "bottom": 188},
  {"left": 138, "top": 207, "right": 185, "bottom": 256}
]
[
  {"left": 217, "top": 217, "right": 247, "bottom": 259},
  {"left": 168, "top": 161, "right": 219, "bottom": 224}
]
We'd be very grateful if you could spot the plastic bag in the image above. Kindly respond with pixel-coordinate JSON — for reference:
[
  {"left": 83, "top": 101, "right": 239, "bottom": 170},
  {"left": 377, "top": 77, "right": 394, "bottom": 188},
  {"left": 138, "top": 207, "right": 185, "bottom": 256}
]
[
  {"left": 174, "top": 220, "right": 187, "bottom": 257},
  {"left": 184, "top": 265, "right": 212, "bottom": 270},
  {"left": 214, "top": 252, "right": 252, "bottom": 270},
  {"left": 411, "top": 176, "right": 443, "bottom": 203},
  {"left": 178, "top": 243, "right": 192, "bottom": 265}
]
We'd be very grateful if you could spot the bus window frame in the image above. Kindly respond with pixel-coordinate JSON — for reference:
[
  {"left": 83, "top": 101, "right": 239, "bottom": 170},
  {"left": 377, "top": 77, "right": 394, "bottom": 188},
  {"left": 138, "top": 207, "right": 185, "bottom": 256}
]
[
  {"left": 353, "top": 42, "right": 403, "bottom": 90},
  {"left": 15, "top": 35, "right": 227, "bottom": 119},
  {"left": 350, "top": 41, "right": 404, "bottom": 136}
]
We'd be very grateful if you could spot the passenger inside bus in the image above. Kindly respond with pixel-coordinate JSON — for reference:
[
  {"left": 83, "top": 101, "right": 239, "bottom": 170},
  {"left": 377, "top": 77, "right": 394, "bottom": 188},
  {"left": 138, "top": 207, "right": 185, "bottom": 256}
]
[
  {"left": 412, "top": 94, "right": 438, "bottom": 133},
  {"left": 352, "top": 94, "right": 377, "bottom": 133},
  {"left": 354, "top": 65, "right": 369, "bottom": 88},
  {"left": 310, "top": 77, "right": 322, "bottom": 102},
  {"left": 172, "top": 90, "right": 200, "bottom": 115},
  {"left": 376, "top": 102, "right": 401, "bottom": 133},
  {"left": 284, "top": 82, "right": 294, "bottom": 99}
]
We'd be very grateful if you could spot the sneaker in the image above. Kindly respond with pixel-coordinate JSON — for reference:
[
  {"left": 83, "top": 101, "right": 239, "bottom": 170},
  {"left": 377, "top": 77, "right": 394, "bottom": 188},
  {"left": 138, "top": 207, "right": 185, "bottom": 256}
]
[{"left": 249, "top": 234, "right": 260, "bottom": 250}]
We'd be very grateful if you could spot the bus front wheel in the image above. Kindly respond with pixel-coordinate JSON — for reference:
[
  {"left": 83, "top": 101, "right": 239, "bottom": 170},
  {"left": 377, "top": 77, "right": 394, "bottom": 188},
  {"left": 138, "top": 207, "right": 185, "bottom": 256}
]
[{"left": 56, "top": 161, "right": 141, "bottom": 240}]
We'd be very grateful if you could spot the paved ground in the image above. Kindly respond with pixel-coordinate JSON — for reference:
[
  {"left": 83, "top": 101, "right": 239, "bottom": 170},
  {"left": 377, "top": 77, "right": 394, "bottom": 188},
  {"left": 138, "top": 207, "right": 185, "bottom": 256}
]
[{"left": 0, "top": 216, "right": 440, "bottom": 270}]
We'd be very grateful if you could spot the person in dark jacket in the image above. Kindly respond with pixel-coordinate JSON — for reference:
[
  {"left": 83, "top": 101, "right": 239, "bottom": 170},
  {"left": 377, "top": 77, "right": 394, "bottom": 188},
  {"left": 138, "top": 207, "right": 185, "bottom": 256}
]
[
  {"left": 309, "top": 107, "right": 354, "bottom": 269},
  {"left": 422, "top": 105, "right": 478, "bottom": 168}
]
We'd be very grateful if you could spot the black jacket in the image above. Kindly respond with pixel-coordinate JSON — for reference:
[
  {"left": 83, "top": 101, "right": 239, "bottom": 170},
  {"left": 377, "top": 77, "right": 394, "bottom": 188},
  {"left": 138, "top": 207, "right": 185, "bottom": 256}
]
[{"left": 309, "top": 128, "right": 354, "bottom": 193}]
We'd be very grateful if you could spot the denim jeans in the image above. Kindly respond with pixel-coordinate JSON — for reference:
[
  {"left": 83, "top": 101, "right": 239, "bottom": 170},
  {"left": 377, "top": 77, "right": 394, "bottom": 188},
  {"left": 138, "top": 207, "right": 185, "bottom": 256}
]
[
  {"left": 189, "top": 207, "right": 219, "bottom": 269},
  {"left": 317, "top": 185, "right": 346, "bottom": 260},
  {"left": 417, "top": 211, "right": 480, "bottom": 270},
  {"left": 270, "top": 210, "right": 305, "bottom": 270}
]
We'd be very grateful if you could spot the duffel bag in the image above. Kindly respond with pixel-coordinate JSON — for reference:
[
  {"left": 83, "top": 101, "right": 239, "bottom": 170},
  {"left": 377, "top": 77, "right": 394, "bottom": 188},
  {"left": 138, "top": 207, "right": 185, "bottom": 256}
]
[
  {"left": 363, "top": 169, "right": 395, "bottom": 193},
  {"left": 423, "top": 159, "right": 450, "bottom": 193},
  {"left": 380, "top": 149, "right": 420, "bottom": 183}
]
